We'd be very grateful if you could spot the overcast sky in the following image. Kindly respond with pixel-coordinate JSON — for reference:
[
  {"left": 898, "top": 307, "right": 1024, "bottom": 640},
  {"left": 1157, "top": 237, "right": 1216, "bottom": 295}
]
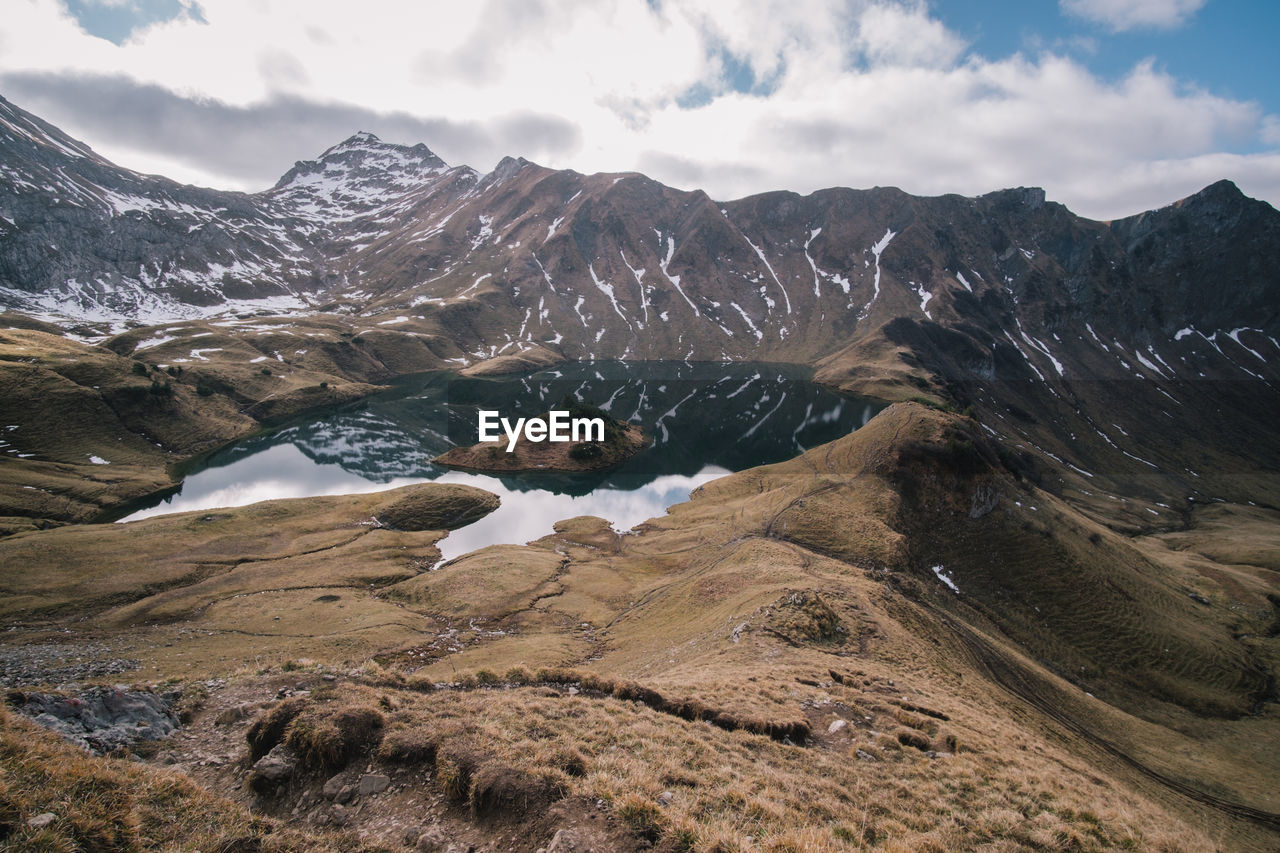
[{"left": 2, "top": 0, "right": 1277, "bottom": 219}]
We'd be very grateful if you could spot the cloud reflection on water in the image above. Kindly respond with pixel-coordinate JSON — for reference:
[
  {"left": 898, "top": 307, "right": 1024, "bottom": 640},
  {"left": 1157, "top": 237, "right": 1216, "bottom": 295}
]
[
  {"left": 119, "top": 364, "right": 878, "bottom": 561},
  {"left": 120, "top": 442, "right": 729, "bottom": 561},
  {"left": 122, "top": 443, "right": 430, "bottom": 521},
  {"left": 433, "top": 467, "right": 730, "bottom": 563}
]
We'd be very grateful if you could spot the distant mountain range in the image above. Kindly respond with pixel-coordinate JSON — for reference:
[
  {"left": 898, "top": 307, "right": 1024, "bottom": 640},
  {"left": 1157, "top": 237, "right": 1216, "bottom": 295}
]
[
  {"left": 3, "top": 92, "right": 1276, "bottom": 361},
  {"left": 4, "top": 91, "right": 1280, "bottom": 526},
  {"left": 6, "top": 94, "right": 1280, "bottom": 849}
]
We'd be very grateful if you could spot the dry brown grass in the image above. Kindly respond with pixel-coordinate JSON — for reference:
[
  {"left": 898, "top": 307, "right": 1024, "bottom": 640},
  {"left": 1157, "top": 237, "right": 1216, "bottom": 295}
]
[
  {"left": 0, "top": 482, "right": 500, "bottom": 683},
  {"left": 0, "top": 705, "right": 373, "bottom": 852},
  {"left": 2, "top": 401, "right": 1275, "bottom": 850},
  {"left": 246, "top": 696, "right": 307, "bottom": 760},
  {"left": 0, "top": 482, "right": 495, "bottom": 623},
  {"left": 386, "top": 543, "right": 566, "bottom": 619},
  {"left": 251, "top": 678, "right": 1218, "bottom": 852},
  {"left": 283, "top": 702, "right": 385, "bottom": 771},
  {"left": 0, "top": 321, "right": 384, "bottom": 525}
]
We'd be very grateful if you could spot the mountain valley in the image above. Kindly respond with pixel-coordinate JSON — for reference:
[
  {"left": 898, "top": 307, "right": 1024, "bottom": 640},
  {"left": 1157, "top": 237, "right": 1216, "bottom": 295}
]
[{"left": 1, "top": 93, "right": 1278, "bottom": 852}]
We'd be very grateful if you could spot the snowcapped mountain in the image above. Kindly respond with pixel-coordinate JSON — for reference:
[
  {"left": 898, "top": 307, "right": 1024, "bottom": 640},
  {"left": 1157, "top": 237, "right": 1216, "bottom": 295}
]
[
  {"left": 268, "top": 131, "right": 450, "bottom": 223},
  {"left": 0, "top": 95, "right": 325, "bottom": 324},
  {"left": 3, "top": 92, "right": 1279, "bottom": 437}
]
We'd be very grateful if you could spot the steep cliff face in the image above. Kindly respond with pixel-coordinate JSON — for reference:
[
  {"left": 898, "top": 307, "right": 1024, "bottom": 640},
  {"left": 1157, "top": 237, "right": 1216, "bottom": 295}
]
[
  {"left": 1108, "top": 179, "right": 1280, "bottom": 336},
  {"left": 0, "top": 96, "right": 322, "bottom": 321}
]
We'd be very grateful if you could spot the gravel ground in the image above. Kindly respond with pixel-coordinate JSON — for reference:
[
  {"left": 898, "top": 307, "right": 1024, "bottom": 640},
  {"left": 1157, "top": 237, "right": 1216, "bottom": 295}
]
[{"left": 0, "top": 640, "right": 140, "bottom": 688}]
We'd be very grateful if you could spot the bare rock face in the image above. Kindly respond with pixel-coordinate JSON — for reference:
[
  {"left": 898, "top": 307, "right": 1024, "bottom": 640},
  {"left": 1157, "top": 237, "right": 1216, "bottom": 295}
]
[
  {"left": 415, "top": 825, "right": 452, "bottom": 852},
  {"left": 544, "top": 828, "right": 584, "bottom": 852},
  {"left": 10, "top": 686, "right": 179, "bottom": 754},
  {"left": 321, "top": 773, "right": 345, "bottom": 800}
]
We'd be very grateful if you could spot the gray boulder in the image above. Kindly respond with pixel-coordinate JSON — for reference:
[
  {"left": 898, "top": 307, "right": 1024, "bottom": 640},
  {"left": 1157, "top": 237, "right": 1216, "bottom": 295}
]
[{"left": 12, "top": 686, "right": 179, "bottom": 754}]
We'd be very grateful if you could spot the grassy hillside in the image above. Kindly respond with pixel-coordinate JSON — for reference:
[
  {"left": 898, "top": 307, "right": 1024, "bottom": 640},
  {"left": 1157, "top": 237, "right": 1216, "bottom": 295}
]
[
  {"left": 2, "top": 403, "right": 1276, "bottom": 850},
  {"left": 0, "top": 310, "right": 497, "bottom": 528}
]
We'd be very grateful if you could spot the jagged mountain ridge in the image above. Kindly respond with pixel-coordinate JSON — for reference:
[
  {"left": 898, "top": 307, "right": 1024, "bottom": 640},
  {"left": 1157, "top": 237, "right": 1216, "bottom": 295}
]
[
  {"left": 0, "top": 96, "right": 323, "bottom": 321},
  {"left": 3, "top": 93, "right": 1278, "bottom": 367}
]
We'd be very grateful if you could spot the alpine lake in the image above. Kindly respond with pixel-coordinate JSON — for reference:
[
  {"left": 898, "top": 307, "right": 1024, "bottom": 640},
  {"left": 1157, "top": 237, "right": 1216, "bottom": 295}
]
[{"left": 119, "top": 362, "right": 885, "bottom": 563}]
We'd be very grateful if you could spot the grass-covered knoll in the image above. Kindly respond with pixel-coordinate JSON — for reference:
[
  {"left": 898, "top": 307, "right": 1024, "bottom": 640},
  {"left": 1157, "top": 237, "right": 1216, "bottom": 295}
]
[
  {"left": 0, "top": 482, "right": 497, "bottom": 622},
  {"left": 457, "top": 343, "right": 564, "bottom": 377},
  {"left": 0, "top": 318, "right": 388, "bottom": 526},
  {"left": 0, "top": 483, "right": 499, "bottom": 680}
]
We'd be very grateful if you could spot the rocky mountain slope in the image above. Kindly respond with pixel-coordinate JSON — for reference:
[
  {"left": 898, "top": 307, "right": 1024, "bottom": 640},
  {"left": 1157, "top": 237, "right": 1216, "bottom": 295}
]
[
  {"left": 6, "top": 93, "right": 1278, "bottom": 371},
  {"left": 0, "top": 96, "right": 321, "bottom": 321}
]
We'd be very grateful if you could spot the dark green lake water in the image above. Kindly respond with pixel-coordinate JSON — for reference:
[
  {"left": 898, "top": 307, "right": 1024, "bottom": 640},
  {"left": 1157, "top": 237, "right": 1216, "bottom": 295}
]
[{"left": 121, "top": 362, "right": 883, "bottom": 561}]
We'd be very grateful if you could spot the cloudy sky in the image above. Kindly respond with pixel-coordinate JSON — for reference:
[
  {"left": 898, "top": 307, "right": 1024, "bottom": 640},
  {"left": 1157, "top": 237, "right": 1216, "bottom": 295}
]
[{"left": 2, "top": 0, "right": 1277, "bottom": 219}]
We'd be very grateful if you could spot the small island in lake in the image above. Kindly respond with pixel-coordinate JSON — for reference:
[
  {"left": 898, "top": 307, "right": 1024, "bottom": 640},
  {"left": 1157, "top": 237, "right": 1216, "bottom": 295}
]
[{"left": 433, "top": 397, "right": 648, "bottom": 473}]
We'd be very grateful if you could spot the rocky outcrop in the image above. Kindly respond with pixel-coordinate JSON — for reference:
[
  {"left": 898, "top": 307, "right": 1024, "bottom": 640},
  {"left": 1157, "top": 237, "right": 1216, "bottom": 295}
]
[{"left": 9, "top": 686, "right": 179, "bottom": 754}]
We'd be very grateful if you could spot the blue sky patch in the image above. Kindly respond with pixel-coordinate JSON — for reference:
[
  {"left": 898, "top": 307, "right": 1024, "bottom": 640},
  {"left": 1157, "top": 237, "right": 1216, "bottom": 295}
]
[
  {"left": 934, "top": 0, "right": 1278, "bottom": 126},
  {"left": 63, "top": 0, "right": 205, "bottom": 46}
]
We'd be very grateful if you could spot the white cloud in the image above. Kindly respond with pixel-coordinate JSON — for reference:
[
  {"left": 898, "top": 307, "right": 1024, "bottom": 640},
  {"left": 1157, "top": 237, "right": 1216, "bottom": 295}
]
[
  {"left": 1, "top": 0, "right": 1276, "bottom": 220},
  {"left": 1263, "top": 116, "right": 1280, "bottom": 147},
  {"left": 1060, "top": 0, "right": 1207, "bottom": 32},
  {"left": 853, "top": 1, "right": 966, "bottom": 68}
]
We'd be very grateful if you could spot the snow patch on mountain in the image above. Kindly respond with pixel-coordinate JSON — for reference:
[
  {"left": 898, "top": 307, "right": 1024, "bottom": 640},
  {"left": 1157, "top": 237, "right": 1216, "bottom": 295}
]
[
  {"left": 588, "top": 262, "right": 632, "bottom": 331},
  {"left": 860, "top": 228, "right": 896, "bottom": 318},
  {"left": 742, "top": 232, "right": 792, "bottom": 316},
  {"left": 656, "top": 230, "right": 699, "bottom": 316}
]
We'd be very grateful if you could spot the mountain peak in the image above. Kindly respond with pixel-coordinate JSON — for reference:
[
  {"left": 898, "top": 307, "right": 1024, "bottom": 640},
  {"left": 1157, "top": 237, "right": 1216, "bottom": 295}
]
[
  {"left": 1199, "top": 177, "right": 1241, "bottom": 195},
  {"left": 1148, "top": 178, "right": 1255, "bottom": 228},
  {"left": 981, "top": 186, "right": 1047, "bottom": 210},
  {"left": 487, "top": 155, "right": 531, "bottom": 184},
  {"left": 322, "top": 131, "right": 384, "bottom": 153},
  {"left": 315, "top": 131, "right": 444, "bottom": 166},
  {"left": 268, "top": 132, "right": 449, "bottom": 216},
  {"left": 1177, "top": 178, "right": 1245, "bottom": 209}
]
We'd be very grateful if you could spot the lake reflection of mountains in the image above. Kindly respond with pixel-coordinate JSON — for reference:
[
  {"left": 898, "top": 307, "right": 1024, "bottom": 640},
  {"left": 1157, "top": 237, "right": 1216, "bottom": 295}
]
[{"left": 202, "top": 362, "right": 884, "bottom": 496}]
